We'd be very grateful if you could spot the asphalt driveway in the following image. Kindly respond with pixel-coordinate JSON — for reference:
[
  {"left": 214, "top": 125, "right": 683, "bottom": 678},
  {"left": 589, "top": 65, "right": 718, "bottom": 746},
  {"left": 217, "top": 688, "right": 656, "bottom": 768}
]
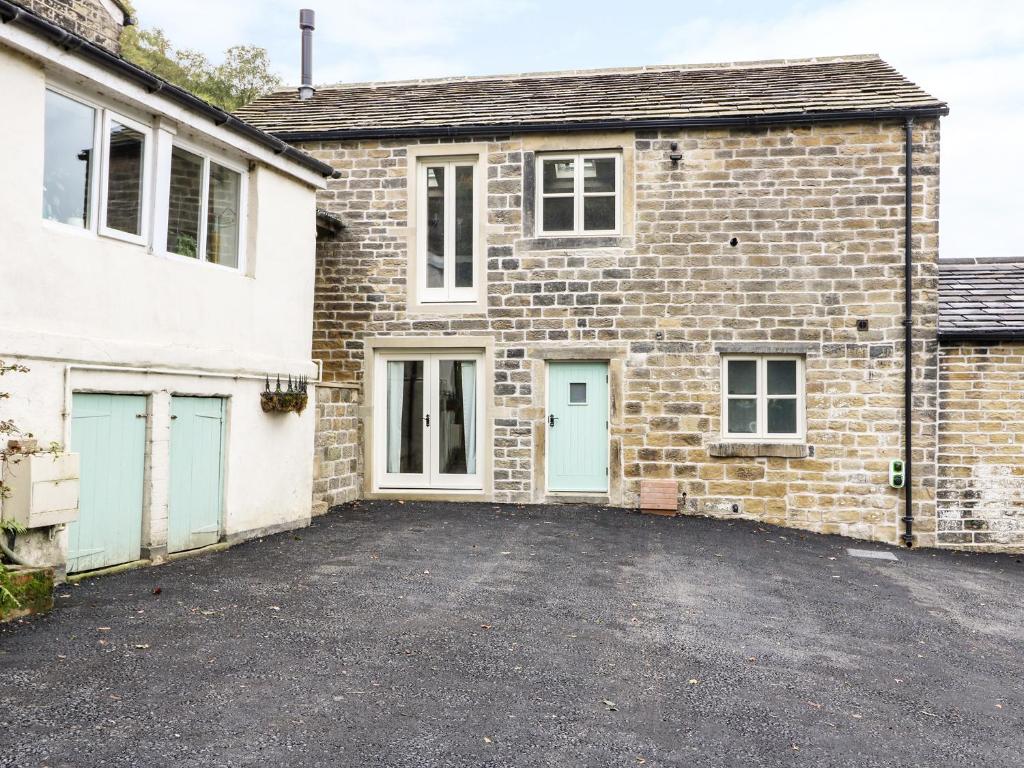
[{"left": 1, "top": 501, "right": 1022, "bottom": 767}]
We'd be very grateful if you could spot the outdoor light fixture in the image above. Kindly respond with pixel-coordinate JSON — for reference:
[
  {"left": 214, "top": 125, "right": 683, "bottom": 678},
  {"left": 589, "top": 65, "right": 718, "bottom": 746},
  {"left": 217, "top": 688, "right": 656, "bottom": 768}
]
[{"left": 669, "top": 141, "right": 682, "bottom": 166}]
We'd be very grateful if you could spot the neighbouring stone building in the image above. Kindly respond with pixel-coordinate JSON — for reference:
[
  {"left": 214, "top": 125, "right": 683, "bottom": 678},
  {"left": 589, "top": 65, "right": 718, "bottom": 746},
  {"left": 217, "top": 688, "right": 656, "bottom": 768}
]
[
  {"left": 238, "top": 55, "right": 952, "bottom": 548},
  {"left": 14, "top": 0, "right": 130, "bottom": 52},
  {"left": 937, "top": 259, "right": 1024, "bottom": 550}
]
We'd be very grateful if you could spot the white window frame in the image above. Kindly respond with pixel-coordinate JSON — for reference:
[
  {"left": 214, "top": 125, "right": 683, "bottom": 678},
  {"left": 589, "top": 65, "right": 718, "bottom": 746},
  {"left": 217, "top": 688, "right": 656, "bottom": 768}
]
[
  {"left": 98, "top": 109, "right": 153, "bottom": 246},
  {"left": 42, "top": 86, "right": 105, "bottom": 237},
  {"left": 163, "top": 136, "right": 249, "bottom": 273},
  {"left": 416, "top": 158, "right": 479, "bottom": 304},
  {"left": 721, "top": 355, "right": 805, "bottom": 442},
  {"left": 535, "top": 152, "right": 622, "bottom": 237}
]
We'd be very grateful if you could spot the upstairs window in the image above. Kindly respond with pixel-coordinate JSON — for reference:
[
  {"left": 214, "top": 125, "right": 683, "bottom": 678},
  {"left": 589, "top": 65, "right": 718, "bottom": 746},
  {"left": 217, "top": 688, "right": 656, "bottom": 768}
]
[
  {"left": 537, "top": 152, "right": 621, "bottom": 236},
  {"left": 722, "top": 356, "right": 805, "bottom": 441},
  {"left": 167, "top": 145, "right": 245, "bottom": 269},
  {"left": 42, "top": 85, "right": 247, "bottom": 271},
  {"left": 43, "top": 88, "right": 151, "bottom": 245},
  {"left": 417, "top": 159, "right": 477, "bottom": 303}
]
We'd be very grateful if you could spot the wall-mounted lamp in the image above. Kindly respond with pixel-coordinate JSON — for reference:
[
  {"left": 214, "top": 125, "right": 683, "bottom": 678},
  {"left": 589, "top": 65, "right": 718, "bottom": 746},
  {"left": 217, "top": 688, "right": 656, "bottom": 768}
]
[{"left": 669, "top": 141, "right": 683, "bottom": 166}]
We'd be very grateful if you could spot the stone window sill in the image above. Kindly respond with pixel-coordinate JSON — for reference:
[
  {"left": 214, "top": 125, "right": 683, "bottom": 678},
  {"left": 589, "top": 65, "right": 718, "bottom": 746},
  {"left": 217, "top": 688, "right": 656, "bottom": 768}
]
[
  {"left": 709, "top": 442, "right": 810, "bottom": 458},
  {"left": 519, "top": 235, "right": 632, "bottom": 251}
]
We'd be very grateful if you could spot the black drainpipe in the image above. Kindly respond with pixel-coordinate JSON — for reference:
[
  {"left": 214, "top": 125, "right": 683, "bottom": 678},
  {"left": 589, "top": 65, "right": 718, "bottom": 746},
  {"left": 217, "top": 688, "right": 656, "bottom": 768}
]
[{"left": 901, "top": 117, "right": 914, "bottom": 547}]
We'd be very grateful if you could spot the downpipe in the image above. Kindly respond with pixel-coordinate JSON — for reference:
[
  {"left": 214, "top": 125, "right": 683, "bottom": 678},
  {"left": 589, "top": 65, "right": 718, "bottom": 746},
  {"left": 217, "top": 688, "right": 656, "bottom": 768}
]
[{"left": 901, "top": 117, "right": 915, "bottom": 547}]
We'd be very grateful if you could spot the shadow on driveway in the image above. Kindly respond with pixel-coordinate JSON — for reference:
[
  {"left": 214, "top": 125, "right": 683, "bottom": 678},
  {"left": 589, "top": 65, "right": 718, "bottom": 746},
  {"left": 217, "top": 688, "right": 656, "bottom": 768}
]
[{"left": 2, "top": 501, "right": 1022, "bottom": 767}]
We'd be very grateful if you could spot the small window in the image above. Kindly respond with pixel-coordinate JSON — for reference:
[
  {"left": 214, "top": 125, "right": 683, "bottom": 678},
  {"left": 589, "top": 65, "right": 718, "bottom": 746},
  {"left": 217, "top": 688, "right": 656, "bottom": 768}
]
[
  {"left": 167, "top": 145, "right": 245, "bottom": 269},
  {"left": 537, "top": 152, "right": 620, "bottom": 236},
  {"left": 569, "top": 382, "right": 587, "bottom": 404},
  {"left": 102, "top": 118, "right": 147, "bottom": 237},
  {"left": 418, "top": 160, "right": 476, "bottom": 303},
  {"left": 722, "top": 356, "right": 804, "bottom": 440}
]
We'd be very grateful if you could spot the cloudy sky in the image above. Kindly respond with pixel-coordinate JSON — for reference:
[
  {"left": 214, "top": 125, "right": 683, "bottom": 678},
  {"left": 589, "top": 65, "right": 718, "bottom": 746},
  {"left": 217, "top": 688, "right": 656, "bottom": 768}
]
[{"left": 132, "top": 0, "right": 1023, "bottom": 260}]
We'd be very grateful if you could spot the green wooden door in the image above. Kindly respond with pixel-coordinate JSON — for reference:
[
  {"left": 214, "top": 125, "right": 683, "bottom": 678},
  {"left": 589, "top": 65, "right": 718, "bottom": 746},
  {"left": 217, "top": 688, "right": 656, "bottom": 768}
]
[
  {"left": 68, "top": 393, "right": 147, "bottom": 573},
  {"left": 168, "top": 396, "right": 225, "bottom": 553},
  {"left": 547, "top": 362, "right": 609, "bottom": 492}
]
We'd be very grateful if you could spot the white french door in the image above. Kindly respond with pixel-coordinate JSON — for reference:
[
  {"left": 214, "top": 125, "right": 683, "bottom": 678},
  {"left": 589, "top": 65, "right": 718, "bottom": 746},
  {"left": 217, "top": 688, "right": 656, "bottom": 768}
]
[{"left": 375, "top": 351, "right": 483, "bottom": 490}]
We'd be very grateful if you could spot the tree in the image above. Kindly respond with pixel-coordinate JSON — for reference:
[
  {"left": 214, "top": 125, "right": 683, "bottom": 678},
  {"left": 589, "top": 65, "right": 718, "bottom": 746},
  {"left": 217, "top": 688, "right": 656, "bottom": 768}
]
[{"left": 120, "top": 25, "right": 282, "bottom": 113}]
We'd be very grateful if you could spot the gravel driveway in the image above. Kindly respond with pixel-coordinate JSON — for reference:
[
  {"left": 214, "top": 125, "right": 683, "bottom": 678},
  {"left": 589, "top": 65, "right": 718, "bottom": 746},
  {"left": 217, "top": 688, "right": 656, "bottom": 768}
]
[{"left": 2, "top": 501, "right": 1022, "bottom": 767}]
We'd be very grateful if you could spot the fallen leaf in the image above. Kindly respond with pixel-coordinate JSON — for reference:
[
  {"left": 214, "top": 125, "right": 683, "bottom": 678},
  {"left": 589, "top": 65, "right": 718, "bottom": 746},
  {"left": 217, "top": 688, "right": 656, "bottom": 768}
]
[
  {"left": 602, "top": 699, "right": 617, "bottom": 711},
  {"left": 483, "top": 737, "right": 492, "bottom": 744},
  {"left": 134, "top": 644, "right": 150, "bottom": 650},
  {"left": 480, "top": 624, "right": 492, "bottom": 630},
  {"left": 688, "top": 679, "right": 699, "bottom": 685},
  {"left": 806, "top": 701, "right": 822, "bottom": 709},
  {"left": 268, "top": 606, "right": 281, "bottom": 612},
  {"left": 152, "top": 587, "right": 162, "bottom": 595},
  {"left": 97, "top": 627, "right": 111, "bottom": 631}
]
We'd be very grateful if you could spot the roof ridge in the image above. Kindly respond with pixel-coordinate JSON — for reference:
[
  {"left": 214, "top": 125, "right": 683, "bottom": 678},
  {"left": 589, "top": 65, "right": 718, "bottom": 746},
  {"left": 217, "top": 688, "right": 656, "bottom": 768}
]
[
  {"left": 283, "top": 53, "right": 884, "bottom": 94},
  {"left": 940, "top": 257, "right": 1024, "bottom": 270}
]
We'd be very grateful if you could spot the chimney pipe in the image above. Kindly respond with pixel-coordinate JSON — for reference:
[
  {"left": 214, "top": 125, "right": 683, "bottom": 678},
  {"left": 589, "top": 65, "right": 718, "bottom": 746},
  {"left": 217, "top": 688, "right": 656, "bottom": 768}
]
[{"left": 298, "top": 9, "right": 315, "bottom": 100}]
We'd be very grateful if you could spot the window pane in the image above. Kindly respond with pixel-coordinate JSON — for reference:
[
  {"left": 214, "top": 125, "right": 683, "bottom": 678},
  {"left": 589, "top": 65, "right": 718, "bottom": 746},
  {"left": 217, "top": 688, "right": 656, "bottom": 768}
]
[
  {"left": 767, "top": 399, "right": 797, "bottom": 434},
  {"left": 166, "top": 147, "right": 203, "bottom": 257},
  {"left": 437, "top": 360, "right": 477, "bottom": 474},
  {"left": 43, "top": 91, "right": 95, "bottom": 228},
  {"left": 542, "top": 159, "right": 575, "bottom": 194},
  {"left": 454, "top": 165, "right": 473, "bottom": 288},
  {"left": 569, "top": 382, "right": 587, "bottom": 404},
  {"left": 425, "top": 166, "right": 445, "bottom": 288},
  {"left": 386, "top": 361, "right": 424, "bottom": 474},
  {"left": 767, "top": 360, "right": 797, "bottom": 395},
  {"left": 105, "top": 121, "right": 145, "bottom": 236},
  {"left": 583, "top": 158, "right": 616, "bottom": 193},
  {"left": 727, "top": 360, "right": 757, "bottom": 395},
  {"left": 542, "top": 197, "right": 574, "bottom": 232},
  {"left": 583, "top": 196, "right": 615, "bottom": 231},
  {"left": 728, "top": 399, "right": 757, "bottom": 434},
  {"left": 206, "top": 162, "right": 241, "bottom": 267}
]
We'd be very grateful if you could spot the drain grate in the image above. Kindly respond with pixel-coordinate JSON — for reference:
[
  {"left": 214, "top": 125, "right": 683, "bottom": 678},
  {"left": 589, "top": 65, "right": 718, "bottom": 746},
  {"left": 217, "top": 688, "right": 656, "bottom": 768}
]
[{"left": 847, "top": 548, "right": 898, "bottom": 561}]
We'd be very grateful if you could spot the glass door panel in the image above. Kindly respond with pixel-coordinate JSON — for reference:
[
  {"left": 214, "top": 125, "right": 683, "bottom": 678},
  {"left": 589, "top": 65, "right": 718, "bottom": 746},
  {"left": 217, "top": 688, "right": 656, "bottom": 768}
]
[
  {"left": 433, "top": 359, "right": 479, "bottom": 487},
  {"left": 381, "top": 359, "right": 427, "bottom": 486}
]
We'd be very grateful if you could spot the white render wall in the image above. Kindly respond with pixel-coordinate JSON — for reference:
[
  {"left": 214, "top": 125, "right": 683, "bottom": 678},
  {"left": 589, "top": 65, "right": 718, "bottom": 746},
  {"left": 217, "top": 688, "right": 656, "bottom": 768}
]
[{"left": 0, "top": 46, "right": 320, "bottom": 572}]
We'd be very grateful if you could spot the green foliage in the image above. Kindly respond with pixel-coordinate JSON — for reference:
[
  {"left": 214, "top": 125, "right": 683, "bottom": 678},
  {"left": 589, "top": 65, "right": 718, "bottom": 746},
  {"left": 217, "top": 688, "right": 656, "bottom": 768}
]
[{"left": 120, "top": 26, "right": 282, "bottom": 112}]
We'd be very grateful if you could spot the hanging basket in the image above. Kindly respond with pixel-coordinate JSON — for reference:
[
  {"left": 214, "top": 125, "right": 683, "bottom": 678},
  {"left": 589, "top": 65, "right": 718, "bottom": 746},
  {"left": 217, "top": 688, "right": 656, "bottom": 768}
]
[{"left": 261, "top": 375, "right": 309, "bottom": 415}]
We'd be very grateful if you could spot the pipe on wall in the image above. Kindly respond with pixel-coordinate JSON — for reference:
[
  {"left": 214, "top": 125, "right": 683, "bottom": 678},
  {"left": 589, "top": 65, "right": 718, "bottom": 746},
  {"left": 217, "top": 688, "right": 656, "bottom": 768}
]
[{"left": 902, "top": 117, "right": 914, "bottom": 547}]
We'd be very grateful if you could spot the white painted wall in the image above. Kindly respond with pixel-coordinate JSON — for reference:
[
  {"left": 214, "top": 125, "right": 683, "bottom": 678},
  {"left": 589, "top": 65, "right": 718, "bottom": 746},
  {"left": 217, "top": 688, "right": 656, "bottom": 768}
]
[{"left": 0, "top": 46, "right": 320, "bottom": 572}]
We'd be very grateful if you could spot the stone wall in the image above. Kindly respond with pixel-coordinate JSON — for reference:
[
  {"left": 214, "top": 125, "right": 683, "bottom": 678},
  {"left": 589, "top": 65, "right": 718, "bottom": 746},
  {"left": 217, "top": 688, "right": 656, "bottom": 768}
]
[
  {"left": 20, "top": 0, "right": 126, "bottom": 53},
  {"left": 937, "top": 343, "right": 1024, "bottom": 551},
  {"left": 304, "top": 120, "right": 941, "bottom": 546},
  {"left": 312, "top": 385, "right": 361, "bottom": 515}
]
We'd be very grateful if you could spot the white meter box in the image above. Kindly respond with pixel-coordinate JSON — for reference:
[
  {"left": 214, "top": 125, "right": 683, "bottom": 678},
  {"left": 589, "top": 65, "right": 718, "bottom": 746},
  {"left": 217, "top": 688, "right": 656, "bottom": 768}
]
[{"left": 2, "top": 452, "right": 81, "bottom": 528}]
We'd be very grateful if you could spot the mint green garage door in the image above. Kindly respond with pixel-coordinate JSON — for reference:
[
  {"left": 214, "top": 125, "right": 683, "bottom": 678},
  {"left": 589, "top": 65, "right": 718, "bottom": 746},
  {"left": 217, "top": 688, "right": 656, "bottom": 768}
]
[
  {"left": 168, "top": 396, "right": 225, "bottom": 553},
  {"left": 547, "top": 361, "right": 609, "bottom": 492},
  {"left": 68, "top": 394, "right": 147, "bottom": 573}
]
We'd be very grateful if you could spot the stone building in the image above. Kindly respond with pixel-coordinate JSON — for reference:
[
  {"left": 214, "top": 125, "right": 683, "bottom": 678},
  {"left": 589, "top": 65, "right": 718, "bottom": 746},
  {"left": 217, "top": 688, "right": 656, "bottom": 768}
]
[
  {"left": 937, "top": 258, "right": 1024, "bottom": 550},
  {"left": 238, "top": 55, "right": 953, "bottom": 548}
]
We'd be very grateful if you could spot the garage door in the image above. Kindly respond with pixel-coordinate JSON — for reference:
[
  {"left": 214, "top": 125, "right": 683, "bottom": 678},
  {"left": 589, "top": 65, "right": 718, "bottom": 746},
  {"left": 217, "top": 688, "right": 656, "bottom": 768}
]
[
  {"left": 68, "top": 393, "right": 147, "bottom": 573},
  {"left": 168, "top": 396, "right": 225, "bottom": 553}
]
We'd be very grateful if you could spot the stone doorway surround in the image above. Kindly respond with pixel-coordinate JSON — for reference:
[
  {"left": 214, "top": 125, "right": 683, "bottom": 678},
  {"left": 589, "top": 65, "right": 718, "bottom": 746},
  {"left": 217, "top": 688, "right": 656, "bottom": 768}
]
[{"left": 528, "top": 345, "right": 626, "bottom": 506}]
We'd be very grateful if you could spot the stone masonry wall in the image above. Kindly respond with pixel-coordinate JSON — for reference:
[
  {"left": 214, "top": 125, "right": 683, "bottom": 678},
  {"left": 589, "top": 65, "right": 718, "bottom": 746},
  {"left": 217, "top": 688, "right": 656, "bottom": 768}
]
[
  {"left": 20, "top": 0, "right": 125, "bottom": 53},
  {"left": 937, "top": 343, "right": 1024, "bottom": 551},
  {"left": 304, "top": 120, "right": 940, "bottom": 546},
  {"left": 312, "top": 385, "right": 361, "bottom": 514}
]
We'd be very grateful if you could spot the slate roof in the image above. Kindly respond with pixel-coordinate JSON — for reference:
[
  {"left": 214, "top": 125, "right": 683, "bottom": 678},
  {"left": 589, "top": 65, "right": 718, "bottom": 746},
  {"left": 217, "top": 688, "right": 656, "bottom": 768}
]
[
  {"left": 236, "top": 54, "right": 947, "bottom": 140},
  {"left": 938, "top": 258, "right": 1024, "bottom": 341}
]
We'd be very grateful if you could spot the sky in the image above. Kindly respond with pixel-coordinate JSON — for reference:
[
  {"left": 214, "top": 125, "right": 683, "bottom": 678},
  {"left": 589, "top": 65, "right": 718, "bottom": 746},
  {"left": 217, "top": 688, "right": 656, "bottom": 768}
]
[{"left": 131, "top": 0, "right": 1024, "bottom": 260}]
